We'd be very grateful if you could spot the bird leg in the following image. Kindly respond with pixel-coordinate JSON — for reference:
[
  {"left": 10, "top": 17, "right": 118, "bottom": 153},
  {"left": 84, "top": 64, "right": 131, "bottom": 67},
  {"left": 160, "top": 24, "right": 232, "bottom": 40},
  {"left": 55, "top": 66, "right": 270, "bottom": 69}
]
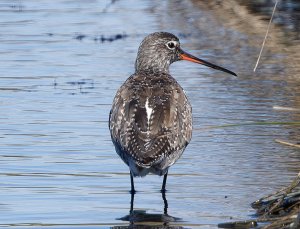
[
  {"left": 161, "top": 190, "right": 168, "bottom": 214},
  {"left": 130, "top": 189, "right": 135, "bottom": 214},
  {"left": 161, "top": 171, "right": 168, "bottom": 193},
  {"left": 130, "top": 171, "right": 136, "bottom": 194}
]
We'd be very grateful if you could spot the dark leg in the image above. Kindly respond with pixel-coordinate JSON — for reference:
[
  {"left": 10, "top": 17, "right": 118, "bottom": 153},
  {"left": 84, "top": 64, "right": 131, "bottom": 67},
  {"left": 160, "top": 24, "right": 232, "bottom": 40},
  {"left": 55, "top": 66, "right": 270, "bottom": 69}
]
[
  {"left": 161, "top": 190, "right": 168, "bottom": 215},
  {"left": 130, "top": 189, "right": 135, "bottom": 214},
  {"left": 130, "top": 171, "right": 136, "bottom": 194},
  {"left": 161, "top": 171, "right": 168, "bottom": 193}
]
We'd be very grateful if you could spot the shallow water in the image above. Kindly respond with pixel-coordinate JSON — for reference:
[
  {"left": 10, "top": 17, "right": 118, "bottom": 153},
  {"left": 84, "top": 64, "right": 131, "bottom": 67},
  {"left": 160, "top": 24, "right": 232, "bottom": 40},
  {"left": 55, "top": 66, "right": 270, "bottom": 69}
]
[{"left": 0, "top": 0, "right": 300, "bottom": 228}]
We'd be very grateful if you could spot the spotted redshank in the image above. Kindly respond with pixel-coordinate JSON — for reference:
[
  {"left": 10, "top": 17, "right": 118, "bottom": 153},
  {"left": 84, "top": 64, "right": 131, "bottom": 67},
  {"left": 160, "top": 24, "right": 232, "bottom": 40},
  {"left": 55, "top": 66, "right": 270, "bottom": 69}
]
[{"left": 109, "top": 32, "right": 236, "bottom": 193}]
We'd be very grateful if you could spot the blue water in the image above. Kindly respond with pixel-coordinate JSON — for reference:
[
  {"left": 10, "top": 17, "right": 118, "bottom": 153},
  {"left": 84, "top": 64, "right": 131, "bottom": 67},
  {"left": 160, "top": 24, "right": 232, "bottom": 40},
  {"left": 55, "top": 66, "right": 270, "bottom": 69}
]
[{"left": 0, "top": 0, "right": 299, "bottom": 228}]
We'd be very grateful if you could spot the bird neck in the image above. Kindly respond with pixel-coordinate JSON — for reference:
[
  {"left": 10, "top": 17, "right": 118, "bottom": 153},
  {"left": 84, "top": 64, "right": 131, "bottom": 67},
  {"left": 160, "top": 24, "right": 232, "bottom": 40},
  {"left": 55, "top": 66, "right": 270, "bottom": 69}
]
[
  {"left": 135, "top": 66, "right": 170, "bottom": 75},
  {"left": 135, "top": 54, "right": 170, "bottom": 74}
]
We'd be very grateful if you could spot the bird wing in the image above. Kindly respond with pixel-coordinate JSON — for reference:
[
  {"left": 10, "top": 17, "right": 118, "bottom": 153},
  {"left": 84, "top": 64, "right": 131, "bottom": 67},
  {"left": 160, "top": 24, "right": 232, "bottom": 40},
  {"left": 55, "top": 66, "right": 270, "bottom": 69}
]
[{"left": 109, "top": 74, "right": 192, "bottom": 168}]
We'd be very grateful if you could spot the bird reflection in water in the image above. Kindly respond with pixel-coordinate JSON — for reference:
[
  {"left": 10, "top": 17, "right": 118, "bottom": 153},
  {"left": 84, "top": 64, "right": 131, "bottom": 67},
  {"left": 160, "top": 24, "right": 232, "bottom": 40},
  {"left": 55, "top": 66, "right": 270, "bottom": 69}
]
[{"left": 114, "top": 192, "right": 185, "bottom": 229}]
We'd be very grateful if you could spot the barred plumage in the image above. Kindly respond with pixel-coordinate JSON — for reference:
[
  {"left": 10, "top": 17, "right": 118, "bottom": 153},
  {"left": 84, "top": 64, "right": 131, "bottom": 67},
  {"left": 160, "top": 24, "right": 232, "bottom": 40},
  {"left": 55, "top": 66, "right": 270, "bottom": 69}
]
[
  {"left": 108, "top": 32, "right": 236, "bottom": 193},
  {"left": 109, "top": 72, "right": 192, "bottom": 177}
]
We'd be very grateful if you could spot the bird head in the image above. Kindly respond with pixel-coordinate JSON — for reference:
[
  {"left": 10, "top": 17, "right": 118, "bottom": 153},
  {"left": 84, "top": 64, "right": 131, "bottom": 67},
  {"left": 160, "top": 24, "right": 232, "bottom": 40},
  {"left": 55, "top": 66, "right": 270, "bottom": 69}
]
[{"left": 135, "top": 32, "right": 236, "bottom": 76}]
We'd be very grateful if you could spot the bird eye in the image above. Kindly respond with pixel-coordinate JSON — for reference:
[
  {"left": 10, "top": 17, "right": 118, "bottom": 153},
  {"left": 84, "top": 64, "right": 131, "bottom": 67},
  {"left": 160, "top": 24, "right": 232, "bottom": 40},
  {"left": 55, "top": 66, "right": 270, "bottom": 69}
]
[{"left": 166, "top": 41, "right": 176, "bottom": 50}]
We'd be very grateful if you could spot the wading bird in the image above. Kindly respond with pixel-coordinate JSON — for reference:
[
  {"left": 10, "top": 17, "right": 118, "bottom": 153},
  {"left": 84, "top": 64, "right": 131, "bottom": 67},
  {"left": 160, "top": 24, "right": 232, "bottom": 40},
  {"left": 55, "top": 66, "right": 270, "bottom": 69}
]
[{"left": 109, "top": 32, "right": 236, "bottom": 193}]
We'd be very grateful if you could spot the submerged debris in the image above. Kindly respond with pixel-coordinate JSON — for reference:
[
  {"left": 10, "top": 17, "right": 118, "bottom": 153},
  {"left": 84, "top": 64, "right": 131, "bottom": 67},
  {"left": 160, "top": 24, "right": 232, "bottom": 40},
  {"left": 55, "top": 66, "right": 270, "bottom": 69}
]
[
  {"left": 252, "top": 172, "right": 300, "bottom": 229},
  {"left": 218, "top": 220, "right": 258, "bottom": 228},
  {"left": 72, "top": 33, "right": 128, "bottom": 42},
  {"left": 94, "top": 33, "right": 128, "bottom": 43},
  {"left": 273, "top": 106, "right": 300, "bottom": 112},
  {"left": 275, "top": 139, "right": 300, "bottom": 149},
  {"left": 219, "top": 172, "right": 300, "bottom": 229},
  {"left": 74, "top": 34, "right": 86, "bottom": 40}
]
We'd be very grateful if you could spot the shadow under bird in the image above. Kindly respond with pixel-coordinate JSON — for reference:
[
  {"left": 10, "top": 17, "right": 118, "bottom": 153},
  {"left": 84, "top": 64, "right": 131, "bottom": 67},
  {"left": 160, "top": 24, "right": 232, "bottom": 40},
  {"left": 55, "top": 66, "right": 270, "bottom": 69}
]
[{"left": 109, "top": 32, "right": 236, "bottom": 193}]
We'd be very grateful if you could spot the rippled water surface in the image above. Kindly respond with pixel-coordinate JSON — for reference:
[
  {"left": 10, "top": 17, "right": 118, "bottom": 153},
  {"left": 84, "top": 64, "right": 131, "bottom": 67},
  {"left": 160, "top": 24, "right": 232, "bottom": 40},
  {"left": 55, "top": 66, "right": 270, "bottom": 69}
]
[{"left": 1, "top": 0, "right": 300, "bottom": 228}]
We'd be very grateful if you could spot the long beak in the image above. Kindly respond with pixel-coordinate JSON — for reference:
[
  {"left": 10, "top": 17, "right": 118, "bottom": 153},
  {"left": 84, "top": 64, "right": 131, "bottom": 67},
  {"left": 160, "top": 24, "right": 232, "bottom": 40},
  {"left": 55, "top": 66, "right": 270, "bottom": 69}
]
[{"left": 179, "top": 50, "right": 237, "bottom": 76}]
